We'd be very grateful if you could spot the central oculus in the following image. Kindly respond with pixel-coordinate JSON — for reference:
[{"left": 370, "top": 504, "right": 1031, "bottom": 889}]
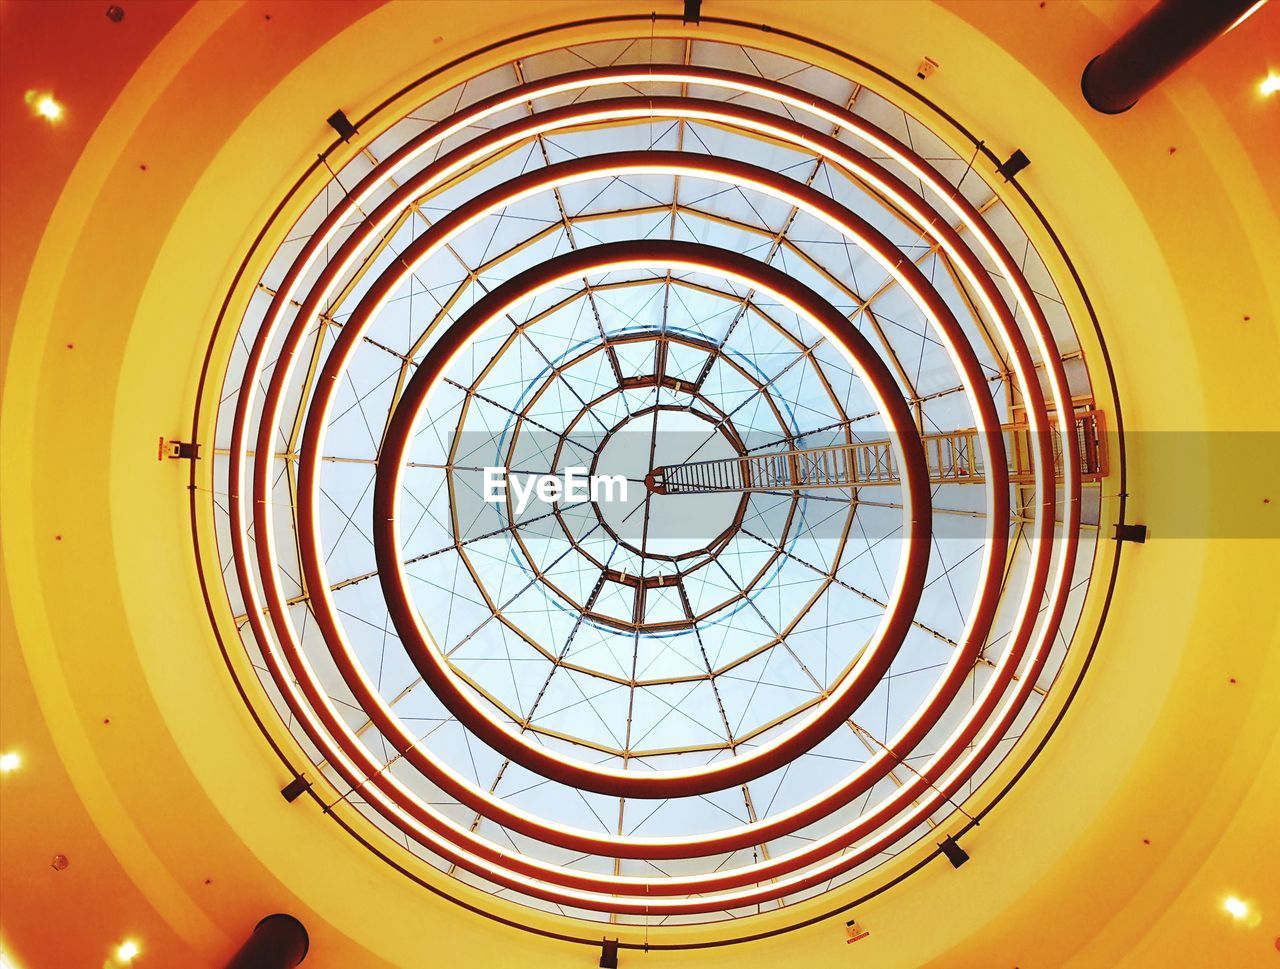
[{"left": 591, "top": 403, "right": 744, "bottom": 562}]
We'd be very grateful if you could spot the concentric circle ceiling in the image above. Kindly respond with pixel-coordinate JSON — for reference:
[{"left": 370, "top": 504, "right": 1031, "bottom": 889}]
[{"left": 203, "top": 32, "right": 1114, "bottom": 932}]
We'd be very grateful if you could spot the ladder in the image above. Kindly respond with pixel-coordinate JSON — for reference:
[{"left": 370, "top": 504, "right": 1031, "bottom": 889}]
[{"left": 651, "top": 407, "right": 1107, "bottom": 495}]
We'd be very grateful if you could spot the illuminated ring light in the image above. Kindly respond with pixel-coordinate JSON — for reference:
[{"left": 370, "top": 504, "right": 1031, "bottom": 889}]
[
  {"left": 212, "top": 44, "right": 1088, "bottom": 924},
  {"left": 371, "top": 236, "right": 934, "bottom": 798},
  {"left": 331, "top": 148, "right": 1003, "bottom": 798},
  {"left": 247, "top": 119, "right": 1039, "bottom": 870},
  {"left": 293, "top": 150, "right": 1003, "bottom": 818},
  {"left": 282, "top": 146, "right": 1021, "bottom": 868},
  {"left": 241, "top": 88, "right": 1049, "bottom": 875},
  {"left": 287, "top": 144, "right": 1016, "bottom": 806},
  {"left": 272, "top": 147, "right": 1007, "bottom": 877}
]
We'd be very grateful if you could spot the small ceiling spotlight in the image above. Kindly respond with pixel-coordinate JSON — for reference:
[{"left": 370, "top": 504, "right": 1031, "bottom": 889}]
[
  {"left": 24, "top": 91, "right": 63, "bottom": 123},
  {"left": 1223, "top": 896, "right": 1249, "bottom": 919},
  {"left": 996, "top": 148, "right": 1032, "bottom": 182},
  {"left": 116, "top": 940, "right": 141, "bottom": 963},
  {"left": 938, "top": 833, "right": 970, "bottom": 868},
  {"left": 0, "top": 752, "right": 21, "bottom": 773},
  {"left": 1261, "top": 73, "right": 1280, "bottom": 96},
  {"left": 325, "top": 109, "right": 358, "bottom": 143}
]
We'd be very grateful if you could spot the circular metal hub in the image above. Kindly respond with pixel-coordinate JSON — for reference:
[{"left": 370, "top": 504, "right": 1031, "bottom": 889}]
[{"left": 592, "top": 404, "right": 741, "bottom": 564}]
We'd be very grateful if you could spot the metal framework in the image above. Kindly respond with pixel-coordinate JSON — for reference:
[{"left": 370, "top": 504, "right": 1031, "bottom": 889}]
[{"left": 200, "top": 35, "right": 1109, "bottom": 927}]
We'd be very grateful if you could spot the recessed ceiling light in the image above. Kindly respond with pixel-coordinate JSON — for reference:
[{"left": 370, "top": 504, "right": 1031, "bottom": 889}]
[
  {"left": 36, "top": 96, "right": 62, "bottom": 121},
  {"left": 24, "top": 90, "right": 63, "bottom": 122},
  {"left": 115, "top": 940, "right": 141, "bottom": 963},
  {"left": 1261, "top": 73, "right": 1280, "bottom": 96},
  {"left": 1224, "top": 895, "right": 1249, "bottom": 919},
  {"left": 0, "top": 752, "right": 20, "bottom": 773}
]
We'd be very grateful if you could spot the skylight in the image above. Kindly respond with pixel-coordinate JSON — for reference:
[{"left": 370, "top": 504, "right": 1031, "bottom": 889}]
[{"left": 205, "top": 33, "right": 1109, "bottom": 929}]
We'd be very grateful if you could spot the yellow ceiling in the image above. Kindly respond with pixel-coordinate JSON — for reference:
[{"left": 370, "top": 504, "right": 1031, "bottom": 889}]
[{"left": 2, "top": 1, "right": 1277, "bottom": 967}]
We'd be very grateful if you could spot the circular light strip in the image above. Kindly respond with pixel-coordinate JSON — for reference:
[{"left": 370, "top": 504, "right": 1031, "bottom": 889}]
[
  {"left": 284, "top": 144, "right": 1012, "bottom": 830},
  {"left": 241, "top": 101, "right": 1029, "bottom": 844},
  {"left": 216, "top": 58, "right": 1082, "bottom": 918},
  {"left": 250, "top": 149, "right": 1014, "bottom": 891},
  {"left": 372, "top": 236, "right": 933, "bottom": 798},
  {"left": 288, "top": 150, "right": 1002, "bottom": 833}
]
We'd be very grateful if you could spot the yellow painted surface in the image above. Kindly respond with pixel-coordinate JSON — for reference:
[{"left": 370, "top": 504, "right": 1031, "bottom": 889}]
[{"left": 2, "top": 1, "right": 1277, "bottom": 967}]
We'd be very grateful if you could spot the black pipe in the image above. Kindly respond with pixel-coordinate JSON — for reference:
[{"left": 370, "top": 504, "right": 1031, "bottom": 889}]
[
  {"left": 225, "top": 914, "right": 309, "bottom": 969},
  {"left": 1081, "top": 0, "right": 1260, "bottom": 114}
]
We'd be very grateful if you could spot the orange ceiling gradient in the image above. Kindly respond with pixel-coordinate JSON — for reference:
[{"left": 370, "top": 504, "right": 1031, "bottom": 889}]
[{"left": 2, "top": 2, "right": 1277, "bottom": 967}]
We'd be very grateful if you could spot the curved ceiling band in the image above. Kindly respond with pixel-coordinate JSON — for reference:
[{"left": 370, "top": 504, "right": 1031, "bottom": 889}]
[
  {"left": 215, "top": 52, "right": 1085, "bottom": 916},
  {"left": 235, "top": 87, "right": 1044, "bottom": 855}
]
